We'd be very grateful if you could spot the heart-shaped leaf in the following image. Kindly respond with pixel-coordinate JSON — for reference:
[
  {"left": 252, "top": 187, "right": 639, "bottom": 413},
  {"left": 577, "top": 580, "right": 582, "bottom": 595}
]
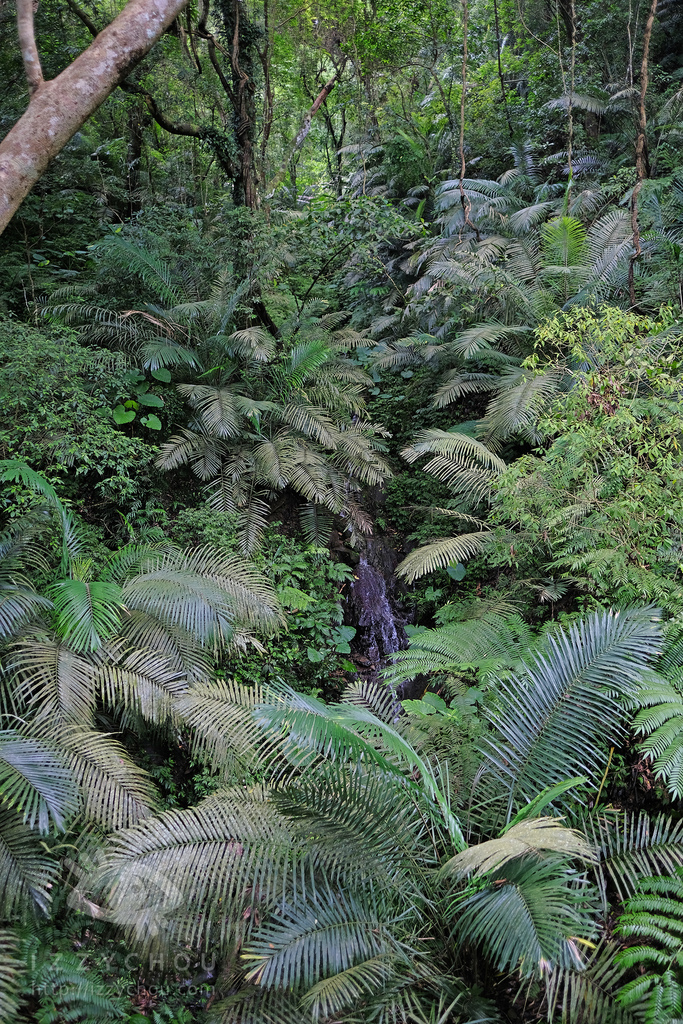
[
  {"left": 141, "top": 414, "right": 162, "bottom": 430},
  {"left": 112, "top": 405, "right": 136, "bottom": 425}
]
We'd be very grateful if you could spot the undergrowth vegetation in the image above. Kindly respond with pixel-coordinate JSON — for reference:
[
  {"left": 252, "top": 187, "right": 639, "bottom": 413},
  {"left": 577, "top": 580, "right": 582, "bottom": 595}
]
[{"left": 5, "top": 0, "right": 683, "bottom": 1020}]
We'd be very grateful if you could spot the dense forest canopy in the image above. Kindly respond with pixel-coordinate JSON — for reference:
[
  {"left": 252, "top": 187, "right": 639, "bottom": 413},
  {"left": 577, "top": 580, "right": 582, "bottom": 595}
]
[{"left": 4, "top": 0, "right": 683, "bottom": 1022}]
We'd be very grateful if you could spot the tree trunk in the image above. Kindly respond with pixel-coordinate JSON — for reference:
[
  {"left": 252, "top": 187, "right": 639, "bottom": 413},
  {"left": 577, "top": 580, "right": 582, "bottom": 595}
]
[
  {"left": 0, "top": 0, "right": 190, "bottom": 234},
  {"left": 629, "top": 0, "right": 658, "bottom": 306}
]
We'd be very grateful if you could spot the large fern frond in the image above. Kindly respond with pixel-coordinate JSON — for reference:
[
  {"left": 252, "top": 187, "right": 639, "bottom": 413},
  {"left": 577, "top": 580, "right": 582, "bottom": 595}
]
[
  {"left": 396, "top": 532, "right": 491, "bottom": 583},
  {"left": 451, "top": 856, "right": 595, "bottom": 977},
  {"left": 478, "top": 608, "right": 662, "bottom": 821}
]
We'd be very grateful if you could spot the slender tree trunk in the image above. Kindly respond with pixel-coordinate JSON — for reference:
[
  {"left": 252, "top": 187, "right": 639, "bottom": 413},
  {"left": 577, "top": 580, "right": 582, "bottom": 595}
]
[
  {"left": 458, "top": 0, "right": 479, "bottom": 241},
  {"left": 126, "top": 101, "right": 146, "bottom": 218},
  {"left": 492, "top": 0, "right": 513, "bottom": 137},
  {"left": 629, "top": 0, "right": 658, "bottom": 306},
  {"left": 0, "top": 0, "right": 190, "bottom": 234}
]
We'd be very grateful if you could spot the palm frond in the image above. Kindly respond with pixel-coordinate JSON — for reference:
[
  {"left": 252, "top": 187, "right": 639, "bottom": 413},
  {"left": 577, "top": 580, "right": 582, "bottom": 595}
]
[
  {"left": 47, "top": 579, "right": 125, "bottom": 654},
  {"left": 0, "top": 929, "right": 23, "bottom": 1024},
  {"left": 96, "top": 236, "right": 181, "bottom": 306},
  {"left": 396, "top": 532, "right": 490, "bottom": 583},
  {"left": 253, "top": 687, "right": 464, "bottom": 848},
  {"left": 479, "top": 608, "right": 662, "bottom": 820},
  {"left": 89, "top": 787, "right": 293, "bottom": 949},
  {"left": 9, "top": 637, "right": 97, "bottom": 724},
  {"left": 442, "top": 818, "right": 595, "bottom": 879},
  {"left": 581, "top": 810, "right": 683, "bottom": 906},
  {"left": 451, "top": 856, "right": 594, "bottom": 976},
  {"left": 242, "top": 888, "right": 404, "bottom": 989},
  {"left": 177, "top": 385, "right": 243, "bottom": 438},
  {"left": 383, "top": 612, "right": 535, "bottom": 688},
  {"left": 0, "top": 807, "right": 59, "bottom": 916},
  {"left": 122, "top": 545, "right": 282, "bottom": 642},
  {"left": 226, "top": 327, "right": 276, "bottom": 362},
  {"left": 542, "top": 939, "right": 636, "bottom": 1024},
  {"left": 57, "top": 726, "right": 157, "bottom": 829},
  {"left": 301, "top": 954, "right": 399, "bottom": 1020},
  {"left": 631, "top": 676, "right": 683, "bottom": 797},
  {"left": 402, "top": 430, "right": 506, "bottom": 475},
  {"left": 481, "top": 368, "right": 563, "bottom": 443},
  {"left": 0, "top": 461, "right": 82, "bottom": 572},
  {"left": 0, "top": 730, "right": 79, "bottom": 832},
  {"left": 299, "top": 504, "right": 334, "bottom": 546}
]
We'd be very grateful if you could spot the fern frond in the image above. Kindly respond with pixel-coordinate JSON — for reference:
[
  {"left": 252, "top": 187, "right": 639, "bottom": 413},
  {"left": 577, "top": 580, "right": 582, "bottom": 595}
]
[{"left": 396, "top": 532, "right": 490, "bottom": 582}]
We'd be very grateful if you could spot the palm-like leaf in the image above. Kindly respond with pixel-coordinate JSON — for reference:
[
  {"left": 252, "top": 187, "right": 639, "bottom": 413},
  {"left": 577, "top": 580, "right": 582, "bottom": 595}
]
[
  {"left": 301, "top": 954, "right": 400, "bottom": 1020},
  {"left": 0, "top": 515, "right": 51, "bottom": 641},
  {"left": 253, "top": 686, "right": 464, "bottom": 848},
  {"left": 0, "top": 731, "right": 79, "bottom": 833},
  {"left": 542, "top": 940, "right": 637, "bottom": 1024},
  {"left": 20, "top": 941, "right": 127, "bottom": 1021},
  {"left": 631, "top": 674, "right": 683, "bottom": 797},
  {"left": 0, "top": 460, "right": 82, "bottom": 572},
  {"left": 95, "top": 236, "right": 181, "bottom": 306},
  {"left": 0, "top": 807, "right": 59, "bottom": 916},
  {"left": 0, "top": 929, "right": 22, "bottom": 1024},
  {"left": 121, "top": 546, "right": 282, "bottom": 642},
  {"left": 242, "top": 888, "right": 404, "bottom": 989},
  {"left": 442, "top": 818, "right": 594, "bottom": 879},
  {"left": 580, "top": 809, "right": 683, "bottom": 906},
  {"left": 177, "top": 384, "right": 244, "bottom": 438},
  {"left": 210, "top": 987, "right": 312, "bottom": 1024},
  {"left": 47, "top": 579, "right": 125, "bottom": 653},
  {"left": 396, "top": 532, "right": 491, "bottom": 583},
  {"left": 451, "top": 856, "right": 595, "bottom": 976},
  {"left": 478, "top": 608, "right": 662, "bottom": 821},
  {"left": 91, "top": 787, "right": 294, "bottom": 949},
  {"left": 9, "top": 637, "right": 98, "bottom": 724},
  {"left": 57, "top": 726, "right": 157, "bottom": 829},
  {"left": 614, "top": 872, "right": 683, "bottom": 1023},
  {"left": 383, "top": 611, "right": 535, "bottom": 687}
]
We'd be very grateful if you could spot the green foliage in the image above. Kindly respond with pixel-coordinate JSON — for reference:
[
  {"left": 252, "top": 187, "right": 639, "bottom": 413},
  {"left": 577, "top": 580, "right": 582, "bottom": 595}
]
[
  {"left": 615, "top": 871, "right": 683, "bottom": 1023},
  {"left": 477, "top": 606, "right": 662, "bottom": 823},
  {"left": 8, "top": 0, "right": 683, "bottom": 1016},
  {"left": 170, "top": 510, "right": 354, "bottom": 696},
  {"left": 0, "top": 319, "right": 158, "bottom": 520}
]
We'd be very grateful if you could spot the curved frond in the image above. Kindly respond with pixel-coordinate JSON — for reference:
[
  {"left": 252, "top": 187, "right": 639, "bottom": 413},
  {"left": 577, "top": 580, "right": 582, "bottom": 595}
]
[
  {"left": 47, "top": 579, "right": 125, "bottom": 654},
  {"left": 0, "top": 730, "right": 79, "bottom": 833},
  {"left": 0, "top": 807, "right": 59, "bottom": 917},
  {"left": 479, "top": 608, "right": 662, "bottom": 819},
  {"left": 581, "top": 810, "right": 683, "bottom": 905},
  {"left": 396, "top": 532, "right": 490, "bottom": 583},
  {"left": 451, "top": 856, "right": 594, "bottom": 976},
  {"left": 442, "top": 818, "right": 594, "bottom": 879}
]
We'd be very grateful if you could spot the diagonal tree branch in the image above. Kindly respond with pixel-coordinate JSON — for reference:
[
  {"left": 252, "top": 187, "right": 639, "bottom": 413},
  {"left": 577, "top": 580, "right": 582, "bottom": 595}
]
[
  {"left": 266, "top": 64, "right": 346, "bottom": 195},
  {"left": 63, "top": 0, "right": 99, "bottom": 38},
  {"left": 64, "top": 0, "right": 210, "bottom": 145},
  {"left": 0, "top": 0, "right": 192, "bottom": 234}
]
